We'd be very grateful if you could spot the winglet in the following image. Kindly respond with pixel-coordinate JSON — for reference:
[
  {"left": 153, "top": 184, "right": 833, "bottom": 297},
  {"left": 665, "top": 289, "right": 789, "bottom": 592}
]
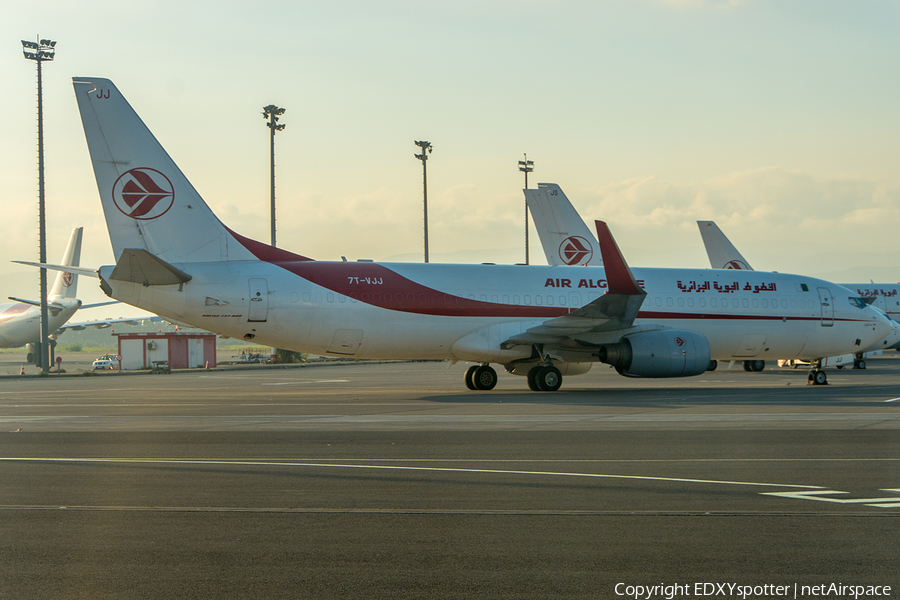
[{"left": 594, "top": 221, "right": 644, "bottom": 296}]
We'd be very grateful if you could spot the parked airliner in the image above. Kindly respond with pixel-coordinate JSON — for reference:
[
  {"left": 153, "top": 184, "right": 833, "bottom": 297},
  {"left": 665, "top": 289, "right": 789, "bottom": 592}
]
[
  {"left": 64, "top": 78, "right": 892, "bottom": 389},
  {"left": 0, "top": 227, "right": 123, "bottom": 362},
  {"left": 697, "top": 220, "right": 900, "bottom": 363}
]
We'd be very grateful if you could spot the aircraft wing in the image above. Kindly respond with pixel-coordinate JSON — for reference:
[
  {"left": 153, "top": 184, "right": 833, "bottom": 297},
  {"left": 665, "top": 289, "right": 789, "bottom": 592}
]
[
  {"left": 55, "top": 315, "right": 163, "bottom": 334},
  {"left": 503, "top": 220, "right": 646, "bottom": 346}
]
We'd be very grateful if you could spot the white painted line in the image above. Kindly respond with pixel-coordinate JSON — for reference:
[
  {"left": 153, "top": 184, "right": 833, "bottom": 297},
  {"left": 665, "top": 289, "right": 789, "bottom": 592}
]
[
  {"left": 262, "top": 380, "right": 349, "bottom": 386},
  {"left": 0, "top": 457, "right": 824, "bottom": 490},
  {"left": 762, "top": 488, "right": 900, "bottom": 506},
  {"left": 884, "top": 398, "right": 900, "bottom": 403}
]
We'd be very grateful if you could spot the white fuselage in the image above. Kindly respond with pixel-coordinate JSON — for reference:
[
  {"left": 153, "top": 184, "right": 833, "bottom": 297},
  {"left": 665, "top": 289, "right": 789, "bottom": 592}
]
[
  {"left": 98, "top": 261, "right": 889, "bottom": 365},
  {"left": 0, "top": 297, "right": 80, "bottom": 348}
]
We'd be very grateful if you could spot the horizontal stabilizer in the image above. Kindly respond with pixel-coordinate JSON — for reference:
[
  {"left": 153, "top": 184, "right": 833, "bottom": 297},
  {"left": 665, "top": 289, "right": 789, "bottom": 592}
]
[
  {"left": 110, "top": 249, "right": 192, "bottom": 286},
  {"left": 13, "top": 261, "right": 99, "bottom": 278},
  {"left": 7, "top": 297, "right": 39, "bottom": 307}
]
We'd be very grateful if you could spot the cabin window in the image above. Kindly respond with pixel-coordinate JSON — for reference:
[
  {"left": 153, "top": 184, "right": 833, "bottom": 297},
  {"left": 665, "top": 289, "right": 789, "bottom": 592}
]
[
  {"left": 303, "top": 292, "right": 311, "bottom": 303},
  {"left": 502, "top": 295, "right": 509, "bottom": 304},
  {"left": 327, "top": 293, "right": 334, "bottom": 303},
  {"left": 666, "top": 297, "right": 674, "bottom": 307},
  {"left": 559, "top": 296, "right": 566, "bottom": 306},
  {"left": 762, "top": 299, "right": 768, "bottom": 308},
  {"left": 480, "top": 294, "right": 487, "bottom": 302},
  {"left": 315, "top": 293, "right": 322, "bottom": 303},
  {"left": 687, "top": 298, "right": 694, "bottom": 308},
  {"left": 781, "top": 299, "right": 788, "bottom": 309},
  {"left": 492, "top": 295, "right": 499, "bottom": 303},
  {"left": 699, "top": 298, "right": 705, "bottom": 308},
  {"left": 547, "top": 296, "right": 554, "bottom": 306},
  {"left": 536, "top": 296, "right": 543, "bottom": 305},
  {"left": 711, "top": 298, "right": 717, "bottom": 308},
  {"left": 513, "top": 295, "right": 520, "bottom": 304},
  {"left": 791, "top": 299, "right": 797, "bottom": 308},
  {"left": 752, "top": 299, "right": 758, "bottom": 308},
  {"left": 732, "top": 299, "right": 739, "bottom": 308},
  {"left": 655, "top": 297, "right": 662, "bottom": 307},
  {"left": 677, "top": 298, "right": 684, "bottom": 307},
  {"left": 291, "top": 292, "right": 299, "bottom": 303},
  {"left": 742, "top": 298, "right": 749, "bottom": 308},
  {"left": 524, "top": 295, "right": 532, "bottom": 305},
  {"left": 339, "top": 294, "right": 346, "bottom": 304}
]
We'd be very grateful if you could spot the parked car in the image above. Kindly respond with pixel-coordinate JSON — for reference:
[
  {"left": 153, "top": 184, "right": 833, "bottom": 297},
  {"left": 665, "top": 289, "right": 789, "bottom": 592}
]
[{"left": 92, "top": 357, "right": 117, "bottom": 370}]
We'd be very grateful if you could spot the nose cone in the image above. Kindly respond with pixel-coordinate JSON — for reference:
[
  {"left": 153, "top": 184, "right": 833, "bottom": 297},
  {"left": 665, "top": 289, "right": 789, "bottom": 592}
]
[
  {"left": 869, "top": 308, "right": 895, "bottom": 346},
  {"left": 873, "top": 317, "right": 900, "bottom": 350}
]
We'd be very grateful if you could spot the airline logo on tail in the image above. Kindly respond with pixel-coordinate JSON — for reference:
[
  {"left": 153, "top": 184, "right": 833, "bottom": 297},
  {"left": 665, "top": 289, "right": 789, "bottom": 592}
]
[
  {"left": 112, "top": 168, "right": 175, "bottom": 220},
  {"left": 724, "top": 260, "right": 750, "bottom": 270},
  {"left": 558, "top": 236, "right": 593, "bottom": 265},
  {"left": 62, "top": 272, "right": 73, "bottom": 287}
]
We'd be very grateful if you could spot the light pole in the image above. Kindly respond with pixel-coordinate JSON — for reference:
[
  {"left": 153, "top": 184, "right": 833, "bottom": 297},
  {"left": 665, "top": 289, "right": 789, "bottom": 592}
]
[
  {"left": 518, "top": 154, "right": 534, "bottom": 265},
  {"left": 414, "top": 141, "right": 433, "bottom": 263},
  {"left": 22, "top": 36, "right": 56, "bottom": 373},
  {"left": 262, "top": 104, "right": 285, "bottom": 247}
]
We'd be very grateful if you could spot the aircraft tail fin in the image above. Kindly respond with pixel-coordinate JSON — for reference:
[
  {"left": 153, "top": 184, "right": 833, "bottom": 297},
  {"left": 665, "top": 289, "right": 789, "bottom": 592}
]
[
  {"left": 49, "top": 227, "right": 82, "bottom": 298},
  {"left": 72, "top": 77, "right": 311, "bottom": 265},
  {"left": 697, "top": 221, "right": 753, "bottom": 270},
  {"left": 524, "top": 183, "right": 602, "bottom": 266}
]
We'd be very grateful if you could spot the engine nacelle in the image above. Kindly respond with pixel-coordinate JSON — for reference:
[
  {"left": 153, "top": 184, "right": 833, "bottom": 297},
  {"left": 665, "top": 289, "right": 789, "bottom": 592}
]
[{"left": 597, "top": 329, "right": 710, "bottom": 378}]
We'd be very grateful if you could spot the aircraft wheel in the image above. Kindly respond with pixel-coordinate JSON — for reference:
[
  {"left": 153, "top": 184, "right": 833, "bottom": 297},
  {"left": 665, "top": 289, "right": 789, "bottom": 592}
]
[
  {"left": 814, "top": 370, "right": 828, "bottom": 385},
  {"left": 836, "top": 365, "right": 844, "bottom": 370},
  {"left": 26, "top": 352, "right": 35, "bottom": 364},
  {"left": 535, "top": 366, "right": 562, "bottom": 392},
  {"left": 472, "top": 365, "right": 497, "bottom": 390},
  {"left": 743, "top": 361, "right": 752, "bottom": 372},
  {"left": 856, "top": 359, "right": 867, "bottom": 370},
  {"left": 526, "top": 366, "right": 541, "bottom": 391},
  {"left": 751, "top": 360, "right": 765, "bottom": 372},
  {"left": 464, "top": 365, "right": 478, "bottom": 390},
  {"left": 707, "top": 360, "right": 718, "bottom": 372}
]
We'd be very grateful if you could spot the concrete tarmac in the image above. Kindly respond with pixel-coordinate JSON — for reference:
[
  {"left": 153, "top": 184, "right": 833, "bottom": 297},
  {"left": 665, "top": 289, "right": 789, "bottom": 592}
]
[{"left": 1, "top": 357, "right": 899, "bottom": 599}]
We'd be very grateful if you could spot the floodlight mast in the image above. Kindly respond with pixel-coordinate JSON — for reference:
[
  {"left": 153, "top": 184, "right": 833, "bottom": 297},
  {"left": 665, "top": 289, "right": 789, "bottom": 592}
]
[
  {"left": 262, "top": 104, "right": 285, "bottom": 247},
  {"left": 518, "top": 154, "right": 534, "bottom": 265},
  {"left": 22, "top": 36, "right": 56, "bottom": 373},
  {"left": 414, "top": 141, "right": 433, "bottom": 263}
]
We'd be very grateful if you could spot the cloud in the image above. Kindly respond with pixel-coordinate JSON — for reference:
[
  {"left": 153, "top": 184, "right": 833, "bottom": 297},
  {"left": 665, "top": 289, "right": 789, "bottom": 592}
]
[{"left": 573, "top": 167, "right": 900, "bottom": 274}]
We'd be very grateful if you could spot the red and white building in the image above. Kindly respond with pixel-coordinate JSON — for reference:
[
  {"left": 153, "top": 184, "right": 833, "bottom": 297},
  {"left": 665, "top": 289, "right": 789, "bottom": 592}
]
[{"left": 114, "top": 331, "right": 216, "bottom": 370}]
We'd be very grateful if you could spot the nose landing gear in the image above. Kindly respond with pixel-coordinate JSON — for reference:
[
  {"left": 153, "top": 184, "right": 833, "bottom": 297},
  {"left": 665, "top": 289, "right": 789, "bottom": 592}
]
[{"left": 807, "top": 360, "right": 827, "bottom": 385}]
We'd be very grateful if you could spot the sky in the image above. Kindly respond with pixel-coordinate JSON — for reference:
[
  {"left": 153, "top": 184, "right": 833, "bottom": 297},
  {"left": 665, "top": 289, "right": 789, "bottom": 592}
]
[{"left": 2, "top": 0, "right": 899, "bottom": 318}]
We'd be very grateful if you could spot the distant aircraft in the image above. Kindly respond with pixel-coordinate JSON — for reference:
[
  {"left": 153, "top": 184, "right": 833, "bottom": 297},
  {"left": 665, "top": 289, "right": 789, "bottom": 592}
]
[
  {"left": 695, "top": 219, "right": 900, "bottom": 366},
  {"left": 0, "top": 227, "right": 119, "bottom": 362},
  {"left": 62, "top": 77, "right": 892, "bottom": 389},
  {"left": 524, "top": 183, "right": 602, "bottom": 266}
]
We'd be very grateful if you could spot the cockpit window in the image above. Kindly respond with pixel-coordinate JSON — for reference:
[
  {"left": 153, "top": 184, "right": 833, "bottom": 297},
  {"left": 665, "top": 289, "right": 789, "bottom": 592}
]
[{"left": 848, "top": 297, "right": 867, "bottom": 309}]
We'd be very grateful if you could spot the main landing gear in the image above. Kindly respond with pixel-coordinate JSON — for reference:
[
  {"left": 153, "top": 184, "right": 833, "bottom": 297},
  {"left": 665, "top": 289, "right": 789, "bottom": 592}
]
[
  {"left": 526, "top": 365, "right": 562, "bottom": 392},
  {"left": 807, "top": 360, "right": 827, "bottom": 385},
  {"left": 465, "top": 364, "right": 498, "bottom": 390},
  {"left": 743, "top": 360, "right": 765, "bottom": 372}
]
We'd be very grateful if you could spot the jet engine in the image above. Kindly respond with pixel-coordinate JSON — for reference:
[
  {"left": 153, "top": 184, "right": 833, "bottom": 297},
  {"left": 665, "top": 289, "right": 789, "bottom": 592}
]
[{"left": 597, "top": 329, "right": 710, "bottom": 378}]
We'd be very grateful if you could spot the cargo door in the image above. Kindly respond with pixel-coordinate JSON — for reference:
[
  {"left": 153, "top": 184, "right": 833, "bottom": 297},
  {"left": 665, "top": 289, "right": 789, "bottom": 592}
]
[
  {"left": 817, "top": 287, "right": 834, "bottom": 327},
  {"left": 248, "top": 278, "right": 269, "bottom": 322}
]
